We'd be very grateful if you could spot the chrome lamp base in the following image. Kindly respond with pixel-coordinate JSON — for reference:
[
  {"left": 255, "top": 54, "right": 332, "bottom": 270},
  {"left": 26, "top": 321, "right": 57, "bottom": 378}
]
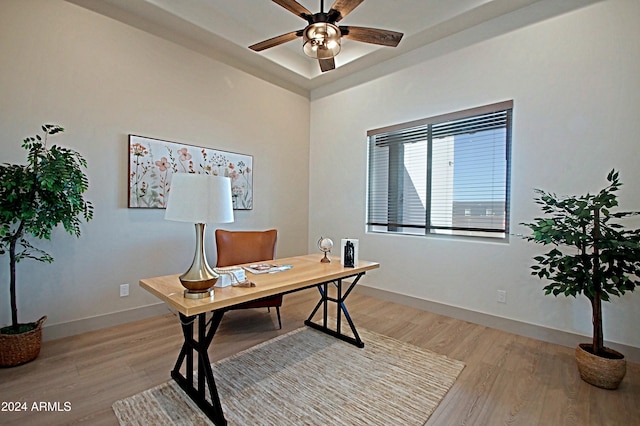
[{"left": 179, "top": 223, "right": 219, "bottom": 299}]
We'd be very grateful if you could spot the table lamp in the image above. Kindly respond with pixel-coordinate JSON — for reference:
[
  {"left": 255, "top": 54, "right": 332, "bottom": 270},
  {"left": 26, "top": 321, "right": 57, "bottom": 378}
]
[{"left": 165, "top": 173, "right": 234, "bottom": 299}]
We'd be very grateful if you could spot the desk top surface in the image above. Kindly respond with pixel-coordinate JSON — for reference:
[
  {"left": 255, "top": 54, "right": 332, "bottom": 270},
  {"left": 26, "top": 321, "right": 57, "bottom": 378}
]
[{"left": 139, "top": 254, "right": 380, "bottom": 317}]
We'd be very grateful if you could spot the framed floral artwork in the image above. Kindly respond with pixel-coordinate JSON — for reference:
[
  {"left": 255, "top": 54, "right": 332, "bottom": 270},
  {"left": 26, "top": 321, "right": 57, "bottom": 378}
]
[{"left": 128, "top": 135, "right": 253, "bottom": 209}]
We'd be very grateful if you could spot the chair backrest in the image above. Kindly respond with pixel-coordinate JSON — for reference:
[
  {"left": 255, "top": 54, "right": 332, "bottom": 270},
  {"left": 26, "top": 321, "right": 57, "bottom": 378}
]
[{"left": 215, "top": 229, "right": 277, "bottom": 267}]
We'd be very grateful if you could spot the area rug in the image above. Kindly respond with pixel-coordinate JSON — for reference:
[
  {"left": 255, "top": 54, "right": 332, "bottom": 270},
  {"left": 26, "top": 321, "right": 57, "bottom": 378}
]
[{"left": 113, "top": 327, "right": 465, "bottom": 425}]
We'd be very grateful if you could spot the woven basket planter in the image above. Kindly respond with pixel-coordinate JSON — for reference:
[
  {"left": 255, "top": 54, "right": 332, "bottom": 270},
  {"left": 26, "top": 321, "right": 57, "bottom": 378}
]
[
  {"left": 575, "top": 343, "right": 626, "bottom": 390},
  {"left": 0, "top": 316, "right": 46, "bottom": 368}
]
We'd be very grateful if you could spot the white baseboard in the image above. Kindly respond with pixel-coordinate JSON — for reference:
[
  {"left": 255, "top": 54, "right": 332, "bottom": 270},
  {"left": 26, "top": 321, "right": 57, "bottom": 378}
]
[
  {"left": 42, "top": 303, "right": 170, "bottom": 341},
  {"left": 355, "top": 285, "right": 640, "bottom": 364}
]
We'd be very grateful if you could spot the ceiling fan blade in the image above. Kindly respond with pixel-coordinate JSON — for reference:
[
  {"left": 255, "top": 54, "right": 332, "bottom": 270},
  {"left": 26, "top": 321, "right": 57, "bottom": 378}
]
[
  {"left": 328, "top": 0, "right": 364, "bottom": 22},
  {"left": 319, "top": 57, "right": 335, "bottom": 72},
  {"left": 340, "top": 26, "right": 403, "bottom": 47},
  {"left": 272, "top": 0, "right": 312, "bottom": 19},
  {"left": 249, "top": 31, "right": 301, "bottom": 52}
]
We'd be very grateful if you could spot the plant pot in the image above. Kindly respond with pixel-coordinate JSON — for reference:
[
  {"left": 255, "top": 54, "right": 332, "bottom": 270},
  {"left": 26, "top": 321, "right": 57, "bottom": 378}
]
[
  {"left": 575, "top": 343, "right": 626, "bottom": 390},
  {"left": 0, "top": 316, "right": 47, "bottom": 367}
]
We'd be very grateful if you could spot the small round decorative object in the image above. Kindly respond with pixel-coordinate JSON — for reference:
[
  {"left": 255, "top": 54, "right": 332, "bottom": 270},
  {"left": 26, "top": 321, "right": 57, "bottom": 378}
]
[{"left": 317, "top": 237, "right": 334, "bottom": 263}]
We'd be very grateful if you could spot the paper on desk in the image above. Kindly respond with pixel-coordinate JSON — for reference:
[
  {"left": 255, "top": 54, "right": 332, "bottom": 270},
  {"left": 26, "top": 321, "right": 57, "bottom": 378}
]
[{"left": 244, "top": 264, "right": 293, "bottom": 274}]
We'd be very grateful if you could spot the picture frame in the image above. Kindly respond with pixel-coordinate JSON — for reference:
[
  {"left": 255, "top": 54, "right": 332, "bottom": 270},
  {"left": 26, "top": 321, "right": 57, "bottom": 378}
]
[{"left": 128, "top": 135, "right": 253, "bottom": 210}]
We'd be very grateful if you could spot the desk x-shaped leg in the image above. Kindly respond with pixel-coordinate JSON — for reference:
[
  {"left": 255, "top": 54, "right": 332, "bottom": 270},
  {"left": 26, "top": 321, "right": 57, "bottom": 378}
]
[
  {"left": 172, "top": 310, "right": 227, "bottom": 425},
  {"left": 304, "top": 272, "right": 365, "bottom": 348}
]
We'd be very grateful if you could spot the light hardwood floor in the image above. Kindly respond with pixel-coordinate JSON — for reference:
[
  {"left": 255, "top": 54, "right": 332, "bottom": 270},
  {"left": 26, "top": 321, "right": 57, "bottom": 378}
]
[{"left": 1, "top": 288, "right": 639, "bottom": 425}]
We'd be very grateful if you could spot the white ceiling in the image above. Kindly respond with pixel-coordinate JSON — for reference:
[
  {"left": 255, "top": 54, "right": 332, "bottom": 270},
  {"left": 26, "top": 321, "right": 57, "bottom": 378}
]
[{"left": 66, "top": 0, "right": 601, "bottom": 98}]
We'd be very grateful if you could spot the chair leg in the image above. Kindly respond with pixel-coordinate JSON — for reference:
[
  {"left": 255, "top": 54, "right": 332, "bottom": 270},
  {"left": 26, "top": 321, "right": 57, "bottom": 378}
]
[{"left": 276, "top": 306, "right": 282, "bottom": 329}]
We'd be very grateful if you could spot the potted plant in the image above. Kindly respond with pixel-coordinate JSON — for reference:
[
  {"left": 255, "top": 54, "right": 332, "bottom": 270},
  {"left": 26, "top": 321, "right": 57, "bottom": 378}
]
[
  {"left": 0, "top": 125, "right": 93, "bottom": 367},
  {"left": 521, "top": 169, "right": 640, "bottom": 389}
]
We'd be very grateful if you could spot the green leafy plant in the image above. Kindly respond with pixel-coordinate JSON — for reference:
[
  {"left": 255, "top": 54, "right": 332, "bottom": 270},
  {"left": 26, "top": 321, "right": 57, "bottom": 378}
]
[
  {"left": 521, "top": 170, "right": 640, "bottom": 357},
  {"left": 0, "top": 125, "right": 93, "bottom": 333}
]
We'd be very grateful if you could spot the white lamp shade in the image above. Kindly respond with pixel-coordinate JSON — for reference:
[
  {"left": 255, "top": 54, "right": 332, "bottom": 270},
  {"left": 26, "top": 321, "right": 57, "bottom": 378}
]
[{"left": 164, "top": 173, "right": 234, "bottom": 224}]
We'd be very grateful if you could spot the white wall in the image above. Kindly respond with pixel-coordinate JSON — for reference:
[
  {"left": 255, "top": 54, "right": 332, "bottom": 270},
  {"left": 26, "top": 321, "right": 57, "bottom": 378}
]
[
  {"left": 0, "top": 0, "right": 310, "bottom": 331},
  {"left": 309, "top": 0, "right": 640, "bottom": 349},
  {"left": 2, "top": 0, "right": 639, "bottom": 351}
]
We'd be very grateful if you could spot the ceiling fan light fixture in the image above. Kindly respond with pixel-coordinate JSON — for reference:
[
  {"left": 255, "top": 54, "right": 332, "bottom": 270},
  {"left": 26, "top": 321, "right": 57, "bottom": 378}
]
[{"left": 303, "top": 22, "right": 341, "bottom": 59}]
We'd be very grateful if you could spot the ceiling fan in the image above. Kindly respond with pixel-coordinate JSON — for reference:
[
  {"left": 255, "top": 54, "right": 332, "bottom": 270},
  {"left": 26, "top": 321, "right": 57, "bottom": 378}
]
[{"left": 249, "top": 0, "right": 404, "bottom": 72}]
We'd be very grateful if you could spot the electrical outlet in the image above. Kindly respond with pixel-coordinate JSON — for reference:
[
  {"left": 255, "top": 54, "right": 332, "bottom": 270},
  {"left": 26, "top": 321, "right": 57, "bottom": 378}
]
[
  {"left": 497, "top": 289, "right": 506, "bottom": 304},
  {"left": 120, "top": 283, "right": 129, "bottom": 297}
]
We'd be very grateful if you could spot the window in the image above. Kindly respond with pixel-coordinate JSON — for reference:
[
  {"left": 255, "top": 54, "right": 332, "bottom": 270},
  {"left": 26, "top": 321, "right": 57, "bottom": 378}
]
[{"left": 367, "top": 101, "right": 512, "bottom": 239}]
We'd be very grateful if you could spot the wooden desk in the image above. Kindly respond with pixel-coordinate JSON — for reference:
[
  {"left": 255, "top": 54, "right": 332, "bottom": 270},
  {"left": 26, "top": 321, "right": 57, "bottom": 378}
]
[{"left": 140, "top": 254, "right": 380, "bottom": 425}]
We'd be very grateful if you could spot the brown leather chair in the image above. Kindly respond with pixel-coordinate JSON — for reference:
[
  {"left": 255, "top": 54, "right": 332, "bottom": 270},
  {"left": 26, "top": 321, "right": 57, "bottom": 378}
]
[{"left": 215, "top": 229, "right": 282, "bottom": 328}]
